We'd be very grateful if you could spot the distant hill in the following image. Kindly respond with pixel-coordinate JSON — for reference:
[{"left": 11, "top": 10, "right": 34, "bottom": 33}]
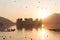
[
  {"left": 43, "top": 13, "right": 60, "bottom": 29},
  {"left": 43, "top": 13, "right": 60, "bottom": 24},
  {"left": 0, "top": 17, "right": 15, "bottom": 31}
]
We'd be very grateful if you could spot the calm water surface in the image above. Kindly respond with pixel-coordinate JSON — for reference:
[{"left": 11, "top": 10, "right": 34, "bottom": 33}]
[{"left": 0, "top": 25, "right": 60, "bottom": 40}]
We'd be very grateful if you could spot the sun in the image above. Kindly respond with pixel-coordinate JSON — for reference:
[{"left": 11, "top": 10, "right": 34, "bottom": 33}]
[{"left": 37, "top": 9, "right": 50, "bottom": 19}]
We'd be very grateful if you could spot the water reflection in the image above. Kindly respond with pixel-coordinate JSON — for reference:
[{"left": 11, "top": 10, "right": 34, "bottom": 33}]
[
  {"left": 37, "top": 24, "right": 48, "bottom": 39},
  {"left": 0, "top": 24, "right": 60, "bottom": 40}
]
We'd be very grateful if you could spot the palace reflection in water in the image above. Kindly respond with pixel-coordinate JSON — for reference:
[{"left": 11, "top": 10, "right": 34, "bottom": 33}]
[{"left": 0, "top": 24, "right": 60, "bottom": 40}]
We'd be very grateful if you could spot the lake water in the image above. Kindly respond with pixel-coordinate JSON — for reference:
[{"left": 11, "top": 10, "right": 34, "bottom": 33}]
[{"left": 0, "top": 25, "right": 60, "bottom": 40}]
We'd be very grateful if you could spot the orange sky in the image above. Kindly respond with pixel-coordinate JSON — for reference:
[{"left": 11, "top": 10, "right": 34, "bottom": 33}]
[{"left": 0, "top": 0, "right": 60, "bottom": 22}]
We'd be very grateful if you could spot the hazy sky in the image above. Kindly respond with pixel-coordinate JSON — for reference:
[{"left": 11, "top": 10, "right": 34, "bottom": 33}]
[{"left": 0, "top": 0, "right": 60, "bottom": 22}]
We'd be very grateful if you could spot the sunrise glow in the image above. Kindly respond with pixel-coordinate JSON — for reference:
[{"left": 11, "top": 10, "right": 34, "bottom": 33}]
[{"left": 37, "top": 9, "right": 50, "bottom": 19}]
